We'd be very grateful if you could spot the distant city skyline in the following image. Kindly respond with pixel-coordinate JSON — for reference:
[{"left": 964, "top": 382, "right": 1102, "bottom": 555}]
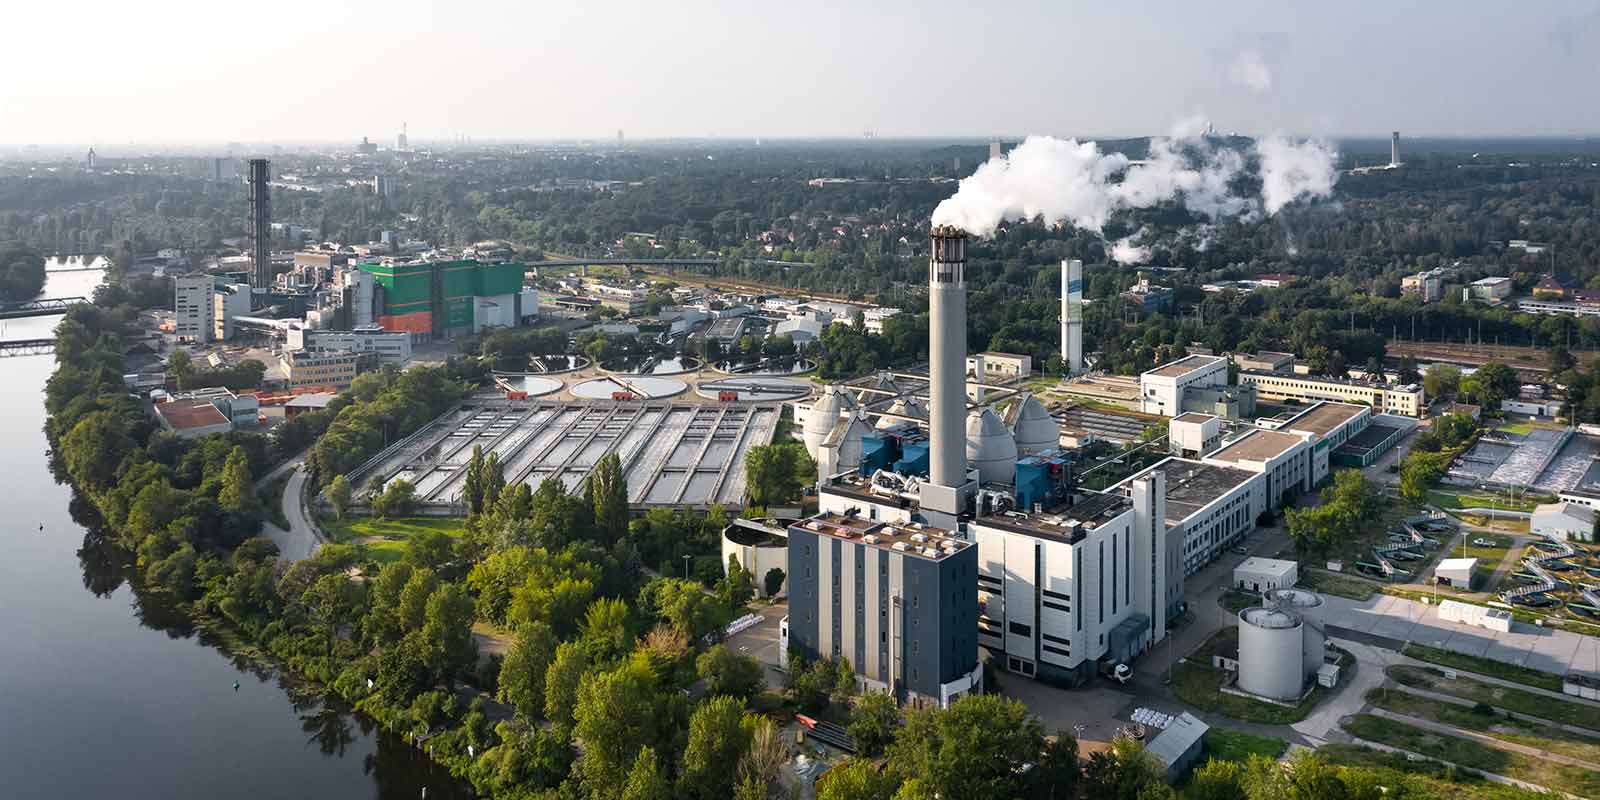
[{"left": 4, "top": 0, "right": 1599, "bottom": 145}]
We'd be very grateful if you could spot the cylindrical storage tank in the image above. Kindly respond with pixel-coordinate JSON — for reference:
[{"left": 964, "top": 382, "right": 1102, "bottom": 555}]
[
  {"left": 1265, "top": 588, "right": 1326, "bottom": 679},
  {"left": 1237, "top": 607, "right": 1304, "bottom": 701},
  {"left": 1010, "top": 394, "right": 1059, "bottom": 456},
  {"left": 803, "top": 387, "right": 846, "bottom": 459},
  {"left": 966, "top": 408, "right": 1018, "bottom": 486},
  {"left": 832, "top": 417, "right": 872, "bottom": 474}
]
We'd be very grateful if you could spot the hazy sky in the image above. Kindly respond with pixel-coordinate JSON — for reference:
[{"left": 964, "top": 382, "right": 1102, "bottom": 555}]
[{"left": 6, "top": 0, "right": 1599, "bottom": 146}]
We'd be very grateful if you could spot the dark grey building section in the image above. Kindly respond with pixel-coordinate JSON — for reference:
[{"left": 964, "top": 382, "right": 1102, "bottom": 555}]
[{"left": 785, "top": 517, "right": 979, "bottom": 706}]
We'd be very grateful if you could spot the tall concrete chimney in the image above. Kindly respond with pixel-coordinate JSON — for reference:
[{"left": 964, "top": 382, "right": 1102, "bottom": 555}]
[
  {"left": 1061, "top": 259, "right": 1083, "bottom": 374},
  {"left": 247, "top": 158, "right": 272, "bottom": 300},
  {"left": 922, "top": 226, "right": 970, "bottom": 526},
  {"left": 1390, "top": 131, "right": 1400, "bottom": 167}
]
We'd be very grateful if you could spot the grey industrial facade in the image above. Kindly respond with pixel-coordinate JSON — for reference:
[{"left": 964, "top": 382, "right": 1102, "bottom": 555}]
[{"left": 785, "top": 514, "right": 982, "bottom": 707}]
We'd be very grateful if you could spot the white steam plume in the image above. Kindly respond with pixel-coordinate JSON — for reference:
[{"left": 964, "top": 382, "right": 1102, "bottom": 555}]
[
  {"left": 1110, "top": 236, "right": 1152, "bottom": 265},
  {"left": 930, "top": 124, "right": 1339, "bottom": 240},
  {"left": 1256, "top": 135, "right": 1339, "bottom": 215}
]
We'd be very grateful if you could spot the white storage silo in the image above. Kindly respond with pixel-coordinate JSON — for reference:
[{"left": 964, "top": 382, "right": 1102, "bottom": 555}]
[
  {"left": 802, "top": 387, "right": 848, "bottom": 458},
  {"left": 1265, "top": 588, "right": 1326, "bottom": 680},
  {"left": 1237, "top": 607, "right": 1304, "bottom": 701},
  {"left": 1007, "top": 393, "right": 1059, "bottom": 456},
  {"left": 966, "top": 407, "right": 1018, "bottom": 485}
]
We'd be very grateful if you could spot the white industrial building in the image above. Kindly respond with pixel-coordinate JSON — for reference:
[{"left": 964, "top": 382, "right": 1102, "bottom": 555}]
[
  {"left": 211, "top": 283, "right": 253, "bottom": 340},
  {"left": 174, "top": 274, "right": 215, "bottom": 343},
  {"left": 1233, "top": 557, "right": 1298, "bottom": 592},
  {"left": 1239, "top": 371, "right": 1425, "bottom": 418},
  {"left": 721, "top": 518, "right": 790, "bottom": 598},
  {"left": 1203, "top": 428, "right": 1313, "bottom": 508},
  {"left": 1434, "top": 557, "right": 1477, "bottom": 587},
  {"left": 1111, "top": 458, "right": 1264, "bottom": 576},
  {"left": 1139, "top": 355, "right": 1229, "bottom": 417},
  {"left": 967, "top": 352, "right": 1032, "bottom": 381},
  {"left": 1254, "top": 401, "right": 1373, "bottom": 486},
  {"left": 969, "top": 472, "right": 1175, "bottom": 685},
  {"left": 287, "top": 324, "right": 413, "bottom": 366},
  {"left": 1169, "top": 413, "right": 1221, "bottom": 458},
  {"left": 1532, "top": 501, "right": 1596, "bottom": 542},
  {"left": 1438, "top": 599, "right": 1512, "bottom": 633}
]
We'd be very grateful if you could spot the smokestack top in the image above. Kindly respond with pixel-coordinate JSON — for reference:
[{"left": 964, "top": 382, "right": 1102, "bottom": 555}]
[
  {"left": 930, "top": 225, "right": 967, "bottom": 268},
  {"left": 930, "top": 224, "right": 968, "bottom": 240}
]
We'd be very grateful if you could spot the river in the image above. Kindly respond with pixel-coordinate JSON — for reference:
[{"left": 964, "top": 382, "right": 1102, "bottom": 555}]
[{"left": 0, "top": 264, "right": 473, "bottom": 799}]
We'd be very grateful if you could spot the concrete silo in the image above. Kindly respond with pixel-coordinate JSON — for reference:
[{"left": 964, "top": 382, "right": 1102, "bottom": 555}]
[
  {"left": 1237, "top": 607, "right": 1304, "bottom": 701},
  {"left": 1265, "top": 587, "right": 1326, "bottom": 681},
  {"left": 966, "top": 407, "right": 1018, "bottom": 486},
  {"left": 1007, "top": 393, "right": 1059, "bottom": 456}
]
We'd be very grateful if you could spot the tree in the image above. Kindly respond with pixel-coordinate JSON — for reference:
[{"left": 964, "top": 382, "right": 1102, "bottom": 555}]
[
  {"left": 819, "top": 758, "right": 900, "bottom": 800},
  {"left": 372, "top": 479, "right": 418, "bottom": 519},
  {"left": 621, "top": 746, "right": 672, "bottom": 800},
  {"left": 1423, "top": 364, "right": 1461, "bottom": 399},
  {"left": 579, "top": 597, "right": 634, "bottom": 665},
  {"left": 324, "top": 474, "right": 352, "bottom": 520},
  {"left": 573, "top": 657, "right": 681, "bottom": 799},
  {"left": 406, "top": 529, "right": 455, "bottom": 571},
  {"left": 588, "top": 451, "right": 630, "bottom": 544},
  {"left": 544, "top": 641, "right": 588, "bottom": 727},
  {"left": 678, "top": 696, "right": 751, "bottom": 799},
  {"left": 60, "top": 410, "right": 137, "bottom": 494},
  {"left": 696, "top": 644, "right": 766, "bottom": 700},
  {"left": 847, "top": 691, "right": 898, "bottom": 758},
  {"left": 302, "top": 572, "right": 363, "bottom": 656},
  {"left": 886, "top": 694, "right": 1045, "bottom": 800},
  {"left": 1470, "top": 362, "right": 1517, "bottom": 410},
  {"left": 737, "top": 715, "right": 786, "bottom": 795},
  {"left": 498, "top": 621, "right": 557, "bottom": 720},
  {"left": 417, "top": 582, "right": 476, "bottom": 681},
  {"left": 216, "top": 446, "right": 257, "bottom": 514},
  {"left": 1188, "top": 758, "right": 1246, "bottom": 800},
  {"left": 719, "top": 554, "right": 755, "bottom": 611},
  {"left": 1395, "top": 354, "right": 1421, "bottom": 385},
  {"left": 744, "top": 442, "right": 814, "bottom": 507},
  {"left": 763, "top": 567, "right": 785, "bottom": 598},
  {"left": 1036, "top": 734, "right": 1081, "bottom": 800}
]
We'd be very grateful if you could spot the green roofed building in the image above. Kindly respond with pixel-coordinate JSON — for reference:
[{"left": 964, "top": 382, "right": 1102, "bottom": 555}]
[{"left": 357, "top": 259, "right": 530, "bottom": 339}]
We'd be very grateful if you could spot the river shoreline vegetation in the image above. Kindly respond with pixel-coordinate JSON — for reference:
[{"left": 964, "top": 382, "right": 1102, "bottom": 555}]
[{"left": 42, "top": 297, "right": 1572, "bottom": 800}]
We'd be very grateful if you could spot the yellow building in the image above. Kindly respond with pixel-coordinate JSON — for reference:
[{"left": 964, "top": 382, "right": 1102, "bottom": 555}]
[
  {"left": 280, "top": 350, "right": 360, "bottom": 391},
  {"left": 1240, "top": 371, "right": 1425, "bottom": 418}
]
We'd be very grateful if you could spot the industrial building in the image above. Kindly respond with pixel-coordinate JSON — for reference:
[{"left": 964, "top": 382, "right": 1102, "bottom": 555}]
[
  {"left": 287, "top": 324, "right": 412, "bottom": 366},
  {"left": 1532, "top": 501, "right": 1595, "bottom": 542},
  {"left": 279, "top": 350, "right": 361, "bottom": 391},
  {"left": 785, "top": 513, "right": 983, "bottom": 708},
  {"left": 212, "top": 283, "right": 252, "bottom": 340},
  {"left": 1139, "top": 355, "right": 1255, "bottom": 418},
  {"left": 1146, "top": 712, "right": 1209, "bottom": 783},
  {"left": 356, "top": 258, "right": 530, "bottom": 339},
  {"left": 967, "top": 352, "right": 1032, "bottom": 381},
  {"left": 1061, "top": 259, "right": 1083, "bottom": 374},
  {"left": 1111, "top": 458, "right": 1263, "bottom": 576},
  {"left": 1256, "top": 401, "right": 1376, "bottom": 485},
  {"left": 969, "top": 473, "right": 1174, "bottom": 686},
  {"left": 1239, "top": 370, "right": 1425, "bottom": 418},
  {"left": 722, "top": 518, "right": 790, "bottom": 598},
  {"left": 350, "top": 400, "right": 779, "bottom": 510},
  {"left": 1233, "top": 557, "right": 1298, "bottom": 593},
  {"left": 151, "top": 388, "right": 259, "bottom": 438},
  {"left": 174, "top": 275, "right": 215, "bottom": 343},
  {"left": 1469, "top": 276, "right": 1514, "bottom": 302}
]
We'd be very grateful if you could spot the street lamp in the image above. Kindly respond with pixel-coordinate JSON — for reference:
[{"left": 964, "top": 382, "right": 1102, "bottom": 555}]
[{"left": 683, "top": 554, "right": 692, "bottom": 581}]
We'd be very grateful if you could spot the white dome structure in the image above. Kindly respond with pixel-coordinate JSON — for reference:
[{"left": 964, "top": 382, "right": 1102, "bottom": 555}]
[
  {"left": 966, "top": 408, "right": 1018, "bottom": 485},
  {"left": 877, "top": 396, "right": 927, "bottom": 429},
  {"left": 1006, "top": 393, "right": 1058, "bottom": 456},
  {"left": 802, "top": 386, "right": 849, "bottom": 458},
  {"left": 826, "top": 416, "right": 874, "bottom": 475}
]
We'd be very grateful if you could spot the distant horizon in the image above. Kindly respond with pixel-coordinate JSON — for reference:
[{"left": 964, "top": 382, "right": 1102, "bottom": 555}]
[{"left": 5, "top": 1, "right": 1598, "bottom": 146}]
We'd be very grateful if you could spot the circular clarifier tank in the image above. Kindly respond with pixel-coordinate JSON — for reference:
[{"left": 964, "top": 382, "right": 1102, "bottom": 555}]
[
  {"left": 572, "top": 375, "right": 686, "bottom": 400},
  {"left": 496, "top": 374, "right": 563, "bottom": 396},
  {"left": 696, "top": 376, "right": 810, "bottom": 402}
]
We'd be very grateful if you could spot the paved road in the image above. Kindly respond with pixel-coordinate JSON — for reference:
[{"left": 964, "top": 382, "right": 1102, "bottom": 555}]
[
  {"left": 724, "top": 601, "right": 789, "bottom": 690},
  {"left": 261, "top": 465, "right": 321, "bottom": 562}
]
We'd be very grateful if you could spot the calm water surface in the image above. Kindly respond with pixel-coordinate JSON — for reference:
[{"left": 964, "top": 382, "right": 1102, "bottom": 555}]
[{"left": 0, "top": 269, "right": 473, "bottom": 799}]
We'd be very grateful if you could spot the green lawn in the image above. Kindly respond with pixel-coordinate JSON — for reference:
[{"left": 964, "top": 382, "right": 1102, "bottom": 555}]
[
  {"left": 1190, "top": 627, "right": 1240, "bottom": 664},
  {"left": 1298, "top": 568, "right": 1379, "bottom": 600},
  {"left": 1320, "top": 743, "right": 1581, "bottom": 800},
  {"left": 1368, "top": 688, "right": 1600, "bottom": 766},
  {"left": 1342, "top": 714, "right": 1600, "bottom": 798},
  {"left": 257, "top": 474, "right": 291, "bottom": 530},
  {"left": 321, "top": 515, "right": 466, "bottom": 564},
  {"left": 1427, "top": 490, "right": 1544, "bottom": 514},
  {"left": 1388, "top": 665, "right": 1598, "bottom": 730},
  {"left": 1203, "top": 727, "right": 1286, "bottom": 763},
  {"left": 1170, "top": 661, "right": 1325, "bottom": 724},
  {"left": 1401, "top": 644, "right": 1564, "bottom": 693},
  {"left": 1217, "top": 590, "right": 1258, "bottom": 615}
]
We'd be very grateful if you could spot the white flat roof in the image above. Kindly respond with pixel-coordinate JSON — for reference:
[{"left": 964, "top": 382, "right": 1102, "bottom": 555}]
[
  {"left": 1234, "top": 557, "right": 1297, "bottom": 576},
  {"left": 1436, "top": 557, "right": 1478, "bottom": 572}
]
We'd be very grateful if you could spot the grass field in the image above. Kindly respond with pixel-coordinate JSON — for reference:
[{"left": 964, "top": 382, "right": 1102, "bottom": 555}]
[
  {"left": 1218, "top": 589, "right": 1258, "bottom": 614},
  {"left": 322, "top": 516, "right": 466, "bottom": 564},
  {"left": 1203, "top": 727, "right": 1286, "bottom": 763},
  {"left": 1342, "top": 713, "right": 1600, "bottom": 798},
  {"left": 1190, "top": 627, "right": 1240, "bottom": 664},
  {"left": 1401, "top": 644, "right": 1565, "bottom": 692},
  {"left": 1367, "top": 688, "right": 1600, "bottom": 766},
  {"left": 1298, "top": 568, "right": 1379, "bottom": 600},
  {"left": 1170, "top": 661, "right": 1324, "bottom": 724},
  {"left": 1389, "top": 665, "right": 1599, "bottom": 730},
  {"left": 1320, "top": 743, "right": 1584, "bottom": 800},
  {"left": 1427, "top": 490, "right": 1544, "bottom": 513}
]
